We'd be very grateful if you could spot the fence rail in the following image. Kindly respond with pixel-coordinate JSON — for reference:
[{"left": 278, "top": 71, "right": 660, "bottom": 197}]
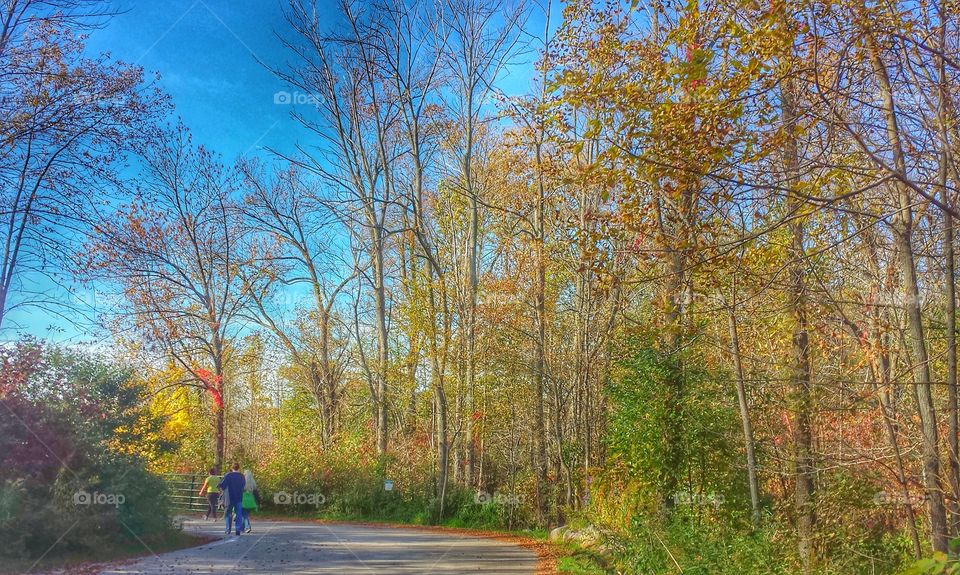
[{"left": 163, "top": 473, "right": 208, "bottom": 513}]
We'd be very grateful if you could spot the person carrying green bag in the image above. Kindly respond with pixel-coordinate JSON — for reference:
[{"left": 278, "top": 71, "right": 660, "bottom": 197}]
[{"left": 241, "top": 469, "right": 259, "bottom": 533}]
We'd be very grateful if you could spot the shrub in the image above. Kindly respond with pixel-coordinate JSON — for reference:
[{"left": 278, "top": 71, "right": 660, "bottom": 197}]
[
  {"left": 603, "top": 343, "right": 744, "bottom": 521},
  {"left": 585, "top": 341, "right": 916, "bottom": 575},
  {"left": 255, "top": 389, "right": 536, "bottom": 529},
  {"left": 0, "top": 341, "right": 176, "bottom": 559}
]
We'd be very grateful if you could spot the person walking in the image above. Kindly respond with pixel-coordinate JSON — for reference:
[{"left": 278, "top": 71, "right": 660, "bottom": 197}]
[
  {"left": 198, "top": 467, "right": 220, "bottom": 521},
  {"left": 218, "top": 462, "right": 246, "bottom": 536},
  {"left": 241, "top": 469, "right": 258, "bottom": 533}
]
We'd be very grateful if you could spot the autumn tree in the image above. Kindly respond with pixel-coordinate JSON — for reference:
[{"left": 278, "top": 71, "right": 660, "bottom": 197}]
[
  {"left": 239, "top": 161, "right": 355, "bottom": 445},
  {"left": 0, "top": 0, "right": 163, "bottom": 328},
  {"left": 275, "top": 0, "right": 400, "bottom": 455},
  {"left": 86, "top": 124, "right": 249, "bottom": 469}
]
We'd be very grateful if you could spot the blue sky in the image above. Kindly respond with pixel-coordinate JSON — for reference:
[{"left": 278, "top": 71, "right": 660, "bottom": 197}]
[
  {"left": 6, "top": 0, "right": 305, "bottom": 342},
  {"left": 4, "top": 0, "right": 557, "bottom": 343},
  {"left": 86, "top": 0, "right": 309, "bottom": 160},
  {"left": 81, "top": 0, "right": 553, "bottom": 159}
]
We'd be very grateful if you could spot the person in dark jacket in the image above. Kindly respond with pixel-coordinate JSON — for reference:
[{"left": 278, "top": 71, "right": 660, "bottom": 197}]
[{"left": 218, "top": 462, "right": 246, "bottom": 536}]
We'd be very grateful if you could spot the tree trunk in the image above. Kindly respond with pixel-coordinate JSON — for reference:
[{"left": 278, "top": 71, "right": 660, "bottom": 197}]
[
  {"left": 529, "top": 111, "right": 550, "bottom": 522},
  {"left": 945, "top": 187, "right": 959, "bottom": 534},
  {"left": 372, "top": 226, "right": 390, "bottom": 455},
  {"left": 533, "top": 257, "right": 548, "bottom": 521},
  {"left": 936, "top": 5, "right": 959, "bottom": 533},
  {"left": 215, "top": 406, "right": 225, "bottom": 470},
  {"left": 867, "top": 33, "right": 949, "bottom": 552},
  {"left": 426, "top": 264, "right": 451, "bottom": 522},
  {"left": 215, "top": 358, "right": 226, "bottom": 470},
  {"left": 435, "top": 376, "right": 450, "bottom": 521},
  {"left": 782, "top": 79, "right": 816, "bottom": 569},
  {"left": 464, "top": 190, "right": 479, "bottom": 488},
  {"left": 727, "top": 304, "right": 761, "bottom": 525},
  {"left": 308, "top": 362, "right": 330, "bottom": 446},
  {"left": 896, "top": 209, "right": 948, "bottom": 552},
  {"left": 655, "top": 192, "right": 686, "bottom": 511}
]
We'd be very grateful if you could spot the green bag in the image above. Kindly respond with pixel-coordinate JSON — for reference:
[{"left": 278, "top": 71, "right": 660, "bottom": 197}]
[{"left": 242, "top": 491, "right": 257, "bottom": 511}]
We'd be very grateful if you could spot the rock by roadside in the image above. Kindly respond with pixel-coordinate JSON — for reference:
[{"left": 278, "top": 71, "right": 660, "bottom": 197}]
[
  {"left": 550, "top": 524, "right": 603, "bottom": 547},
  {"left": 550, "top": 523, "right": 621, "bottom": 558}
]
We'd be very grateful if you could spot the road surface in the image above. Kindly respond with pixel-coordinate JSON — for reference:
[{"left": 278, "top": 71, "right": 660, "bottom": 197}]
[{"left": 98, "top": 519, "right": 539, "bottom": 574}]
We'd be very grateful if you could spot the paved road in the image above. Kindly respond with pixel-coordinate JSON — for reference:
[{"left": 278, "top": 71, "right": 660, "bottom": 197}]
[{"left": 98, "top": 519, "right": 538, "bottom": 574}]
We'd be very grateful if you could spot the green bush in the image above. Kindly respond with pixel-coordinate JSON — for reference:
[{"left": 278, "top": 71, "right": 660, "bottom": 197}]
[
  {"left": 901, "top": 552, "right": 960, "bottom": 575},
  {"left": 579, "top": 341, "right": 915, "bottom": 575},
  {"left": 602, "top": 343, "right": 744, "bottom": 521},
  {"left": 255, "top": 389, "right": 536, "bottom": 529},
  {"left": 0, "top": 341, "right": 176, "bottom": 559},
  {"left": 606, "top": 518, "right": 791, "bottom": 575}
]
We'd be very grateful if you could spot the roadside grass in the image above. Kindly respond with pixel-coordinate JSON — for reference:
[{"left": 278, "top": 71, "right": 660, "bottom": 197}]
[
  {"left": 253, "top": 507, "right": 546, "bottom": 536},
  {"left": 556, "top": 552, "right": 608, "bottom": 575},
  {"left": 0, "top": 530, "right": 209, "bottom": 575},
  {"left": 553, "top": 545, "right": 609, "bottom": 574}
]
